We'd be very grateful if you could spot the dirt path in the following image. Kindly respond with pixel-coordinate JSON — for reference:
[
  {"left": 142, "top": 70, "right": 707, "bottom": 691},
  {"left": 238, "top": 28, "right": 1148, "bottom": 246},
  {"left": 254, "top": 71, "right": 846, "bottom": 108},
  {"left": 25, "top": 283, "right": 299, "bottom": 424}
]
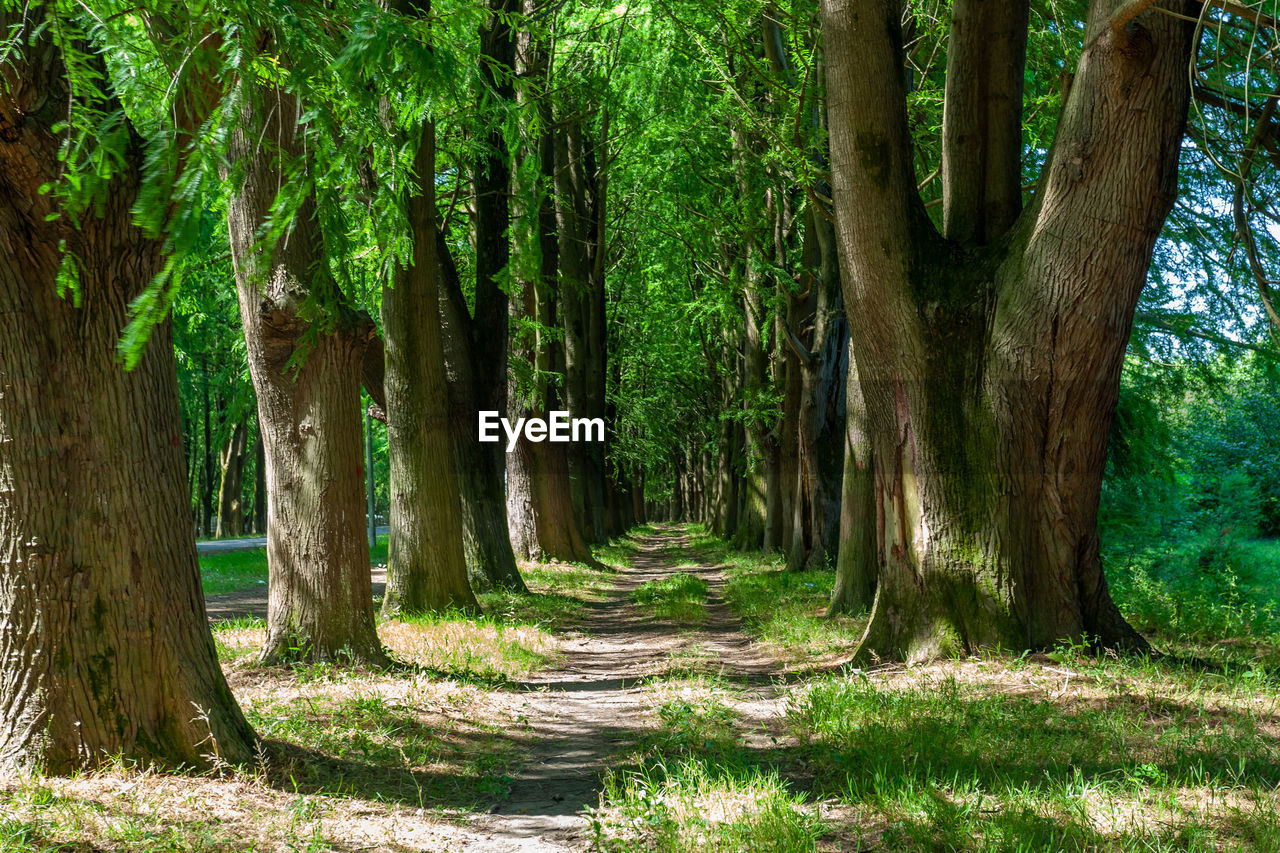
[{"left": 460, "top": 526, "right": 783, "bottom": 852}]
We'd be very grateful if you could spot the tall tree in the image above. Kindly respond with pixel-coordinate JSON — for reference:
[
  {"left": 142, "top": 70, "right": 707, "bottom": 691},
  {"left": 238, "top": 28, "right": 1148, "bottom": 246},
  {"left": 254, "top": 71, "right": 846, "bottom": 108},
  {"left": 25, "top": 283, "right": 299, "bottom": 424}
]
[
  {"left": 0, "top": 4, "right": 254, "bottom": 771},
  {"left": 821, "top": 0, "right": 1195, "bottom": 659},
  {"left": 379, "top": 0, "right": 477, "bottom": 613},
  {"left": 433, "top": 0, "right": 527, "bottom": 593},
  {"left": 226, "top": 76, "right": 386, "bottom": 666}
]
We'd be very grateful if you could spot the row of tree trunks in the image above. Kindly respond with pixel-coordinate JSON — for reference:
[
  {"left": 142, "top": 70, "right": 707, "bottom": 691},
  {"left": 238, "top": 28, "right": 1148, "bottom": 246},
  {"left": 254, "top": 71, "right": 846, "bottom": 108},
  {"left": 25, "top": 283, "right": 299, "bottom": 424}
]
[
  {"left": 785, "top": 206, "right": 849, "bottom": 572},
  {"left": 225, "top": 78, "right": 386, "bottom": 666},
  {"left": 0, "top": 7, "right": 254, "bottom": 771},
  {"left": 554, "top": 114, "right": 610, "bottom": 545},
  {"left": 429, "top": 0, "right": 527, "bottom": 594},
  {"left": 379, "top": 17, "right": 478, "bottom": 614},
  {"left": 506, "top": 7, "right": 603, "bottom": 566}
]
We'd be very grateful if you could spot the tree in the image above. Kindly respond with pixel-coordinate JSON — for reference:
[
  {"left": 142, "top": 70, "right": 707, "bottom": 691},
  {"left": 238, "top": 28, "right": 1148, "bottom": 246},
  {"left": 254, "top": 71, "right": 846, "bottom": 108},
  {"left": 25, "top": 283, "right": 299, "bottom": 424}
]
[
  {"left": 432, "top": 0, "right": 528, "bottom": 593},
  {"left": 379, "top": 0, "right": 478, "bottom": 613},
  {"left": 820, "top": 0, "right": 1195, "bottom": 660},
  {"left": 225, "top": 75, "right": 387, "bottom": 666},
  {"left": 0, "top": 3, "right": 254, "bottom": 771}
]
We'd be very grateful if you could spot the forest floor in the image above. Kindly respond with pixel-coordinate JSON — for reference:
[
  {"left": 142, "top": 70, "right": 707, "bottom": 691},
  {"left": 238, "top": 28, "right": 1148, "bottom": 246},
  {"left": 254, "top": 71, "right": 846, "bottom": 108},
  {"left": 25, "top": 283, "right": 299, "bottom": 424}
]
[{"left": 4, "top": 524, "right": 1280, "bottom": 851}]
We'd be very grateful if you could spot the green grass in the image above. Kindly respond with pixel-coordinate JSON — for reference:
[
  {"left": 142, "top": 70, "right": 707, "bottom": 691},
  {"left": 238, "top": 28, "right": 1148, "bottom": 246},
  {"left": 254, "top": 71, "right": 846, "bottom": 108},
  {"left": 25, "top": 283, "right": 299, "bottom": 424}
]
[
  {"left": 480, "top": 557, "right": 615, "bottom": 631},
  {"left": 682, "top": 525, "right": 866, "bottom": 666},
  {"left": 789, "top": 665, "right": 1280, "bottom": 851},
  {"left": 246, "top": 690, "right": 523, "bottom": 808},
  {"left": 591, "top": 686, "right": 825, "bottom": 852},
  {"left": 199, "top": 534, "right": 389, "bottom": 596},
  {"left": 633, "top": 572, "right": 708, "bottom": 624},
  {"left": 1107, "top": 535, "right": 1280, "bottom": 666}
]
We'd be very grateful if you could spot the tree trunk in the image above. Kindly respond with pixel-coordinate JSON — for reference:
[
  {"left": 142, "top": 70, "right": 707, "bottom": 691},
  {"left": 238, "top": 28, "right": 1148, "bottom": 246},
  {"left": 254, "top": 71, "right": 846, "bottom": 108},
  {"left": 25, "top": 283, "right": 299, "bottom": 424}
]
[
  {"left": 252, "top": 425, "right": 267, "bottom": 534},
  {"left": 786, "top": 207, "right": 848, "bottom": 572},
  {"left": 421, "top": 0, "right": 528, "bottom": 593},
  {"left": 216, "top": 421, "right": 249, "bottom": 539},
  {"left": 632, "top": 471, "right": 647, "bottom": 526},
  {"left": 821, "top": 0, "right": 1193, "bottom": 660},
  {"left": 381, "top": 114, "right": 477, "bottom": 615},
  {"left": 0, "top": 11, "right": 255, "bottom": 772},
  {"left": 201, "top": 358, "right": 215, "bottom": 536},
  {"left": 226, "top": 79, "right": 386, "bottom": 666},
  {"left": 553, "top": 117, "right": 610, "bottom": 545},
  {"left": 828, "top": 343, "right": 876, "bottom": 614}
]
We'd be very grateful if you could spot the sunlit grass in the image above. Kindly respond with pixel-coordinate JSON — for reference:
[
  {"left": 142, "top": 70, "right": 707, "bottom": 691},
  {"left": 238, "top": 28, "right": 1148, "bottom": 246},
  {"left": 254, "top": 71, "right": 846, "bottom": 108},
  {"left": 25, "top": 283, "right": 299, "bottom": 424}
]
[
  {"left": 212, "top": 610, "right": 558, "bottom": 682},
  {"left": 633, "top": 572, "right": 708, "bottom": 624},
  {"left": 677, "top": 525, "right": 865, "bottom": 667},
  {"left": 199, "top": 535, "right": 389, "bottom": 597},
  {"left": 788, "top": 660, "right": 1280, "bottom": 851},
  {"left": 591, "top": 686, "right": 824, "bottom": 852}
]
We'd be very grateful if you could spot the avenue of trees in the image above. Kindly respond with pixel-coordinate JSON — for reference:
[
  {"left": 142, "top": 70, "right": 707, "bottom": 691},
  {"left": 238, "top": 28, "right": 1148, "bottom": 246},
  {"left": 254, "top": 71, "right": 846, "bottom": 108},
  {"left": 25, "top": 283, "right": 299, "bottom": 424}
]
[{"left": 3, "top": 0, "right": 1279, "bottom": 774}]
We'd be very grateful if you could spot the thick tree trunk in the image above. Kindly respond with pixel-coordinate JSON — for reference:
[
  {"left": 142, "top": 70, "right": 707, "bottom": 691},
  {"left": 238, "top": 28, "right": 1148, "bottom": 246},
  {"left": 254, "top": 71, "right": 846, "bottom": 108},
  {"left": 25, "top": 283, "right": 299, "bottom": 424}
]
[
  {"left": 506, "top": 439, "right": 543, "bottom": 561},
  {"left": 226, "top": 80, "right": 386, "bottom": 666},
  {"left": 421, "top": 0, "right": 528, "bottom": 593},
  {"left": 216, "top": 421, "right": 249, "bottom": 539},
  {"left": 821, "top": 0, "right": 1193, "bottom": 660},
  {"left": 0, "top": 13, "right": 255, "bottom": 771},
  {"left": 381, "top": 116, "right": 477, "bottom": 615},
  {"left": 506, "top": 81, "right": 600, "bottom": 566},
  {"left": 437, "top": 257, "right": 527, "bottom": 592}
]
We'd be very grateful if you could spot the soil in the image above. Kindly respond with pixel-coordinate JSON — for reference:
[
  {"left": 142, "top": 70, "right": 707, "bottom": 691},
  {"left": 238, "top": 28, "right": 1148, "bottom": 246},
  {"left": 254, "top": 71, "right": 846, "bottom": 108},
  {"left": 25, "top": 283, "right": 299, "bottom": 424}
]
[{"left": 459, "top": 527, "right": 785, "bottom": 852}]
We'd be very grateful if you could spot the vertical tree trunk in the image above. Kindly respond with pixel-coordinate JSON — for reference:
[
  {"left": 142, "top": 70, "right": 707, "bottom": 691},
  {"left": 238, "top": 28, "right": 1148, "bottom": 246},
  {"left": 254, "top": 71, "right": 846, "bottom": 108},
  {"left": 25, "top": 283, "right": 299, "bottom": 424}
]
[
  {"left": 821, "top": 0, "right": 1193, "bottom": 660},
  {"left": 553, "top": 117, "right": 610, "bottom": 544},
  {"left": 786, "top": 207, "right": 848, "bottom": 572},
  {"left": 226, "top": 80, "right": 386, "bottom": 666},
  {"left": 425, "top": 0, "right": 528, "bottom": 593},
  {"left": 0, "top": 12, "right": 254, "bottom": 771},
  {"left": 828, "top": 344, "right": 876, "bottom": 614},
  {"left": 381, "top": 105, "right": 477, "bottom": 615},
  {"left": 201, "top": 360, "right": 215, "bottom": 536},
  {"left": 216, "top": 421, "right": 249, "bottom": 538},
  {"left": 252, "top": 426, "right": 267, "bottom": 534}
]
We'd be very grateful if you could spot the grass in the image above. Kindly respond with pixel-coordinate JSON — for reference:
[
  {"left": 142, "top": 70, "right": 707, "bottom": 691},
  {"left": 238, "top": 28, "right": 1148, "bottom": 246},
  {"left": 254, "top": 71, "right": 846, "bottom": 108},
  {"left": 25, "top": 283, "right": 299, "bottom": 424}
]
[
  {"left": 788, "top": 659, "right": 1280, "bottom": 850},
  {"left": 633, "top": 572, "right": 709, "bottom": 624},
  {"left": 1107, "top": 534, "right": 1280, "bottom": 667},
  {"left": 198, "top": 534, "right": 389, "bottom": 596},
  {"left": 590, "top": 681, "right": 825, "bottom": 852},
  {"left": 480, "top": 557, "right": 614, "bottom": 631},
  {"left": 212, "top": 610, "right": 558, "bottom": 682},
  {"left": 684, "top": 525, "right": 866, "bottom": 668}
]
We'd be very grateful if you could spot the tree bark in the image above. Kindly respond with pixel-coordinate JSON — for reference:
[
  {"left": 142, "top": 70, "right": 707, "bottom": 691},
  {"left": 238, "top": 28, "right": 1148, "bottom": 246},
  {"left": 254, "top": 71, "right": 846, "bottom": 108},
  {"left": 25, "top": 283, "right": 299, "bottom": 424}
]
[
  {"left": 381, "top": 111, "right": 477, "bottom": 615},
  {"left": 226, "top": 79, "right": 386, "bottom": 666},
  {"left": 216, "top": 421, "right": 249, "bottom": 539},
  {"left": 786, "top": 207, "right": 848, "bottom": 572},
  {"left": 821, "top": 0, "right": 1193, "bottom": 660},
  {"left": 0, "top": 11, "right": 255, "bottom": 771},
  {"left": 553, "top": 117, "right": 610, "bottom": 544},
  {"left": 828, "top": 343, "right": 876, "bottom": 614},
  {"left": 252, "top": 425, "right": 267, "bottom": 534},
  {"left": 419, "top": 0, "right": 528, "bottom": 592}
]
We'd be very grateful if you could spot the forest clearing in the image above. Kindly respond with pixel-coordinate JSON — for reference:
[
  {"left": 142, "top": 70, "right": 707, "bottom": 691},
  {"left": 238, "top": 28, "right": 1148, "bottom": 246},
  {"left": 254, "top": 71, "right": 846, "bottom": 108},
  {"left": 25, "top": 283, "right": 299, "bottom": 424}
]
[{"left": 6, "top": 0, "right": 1280, "bottom": 849}]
